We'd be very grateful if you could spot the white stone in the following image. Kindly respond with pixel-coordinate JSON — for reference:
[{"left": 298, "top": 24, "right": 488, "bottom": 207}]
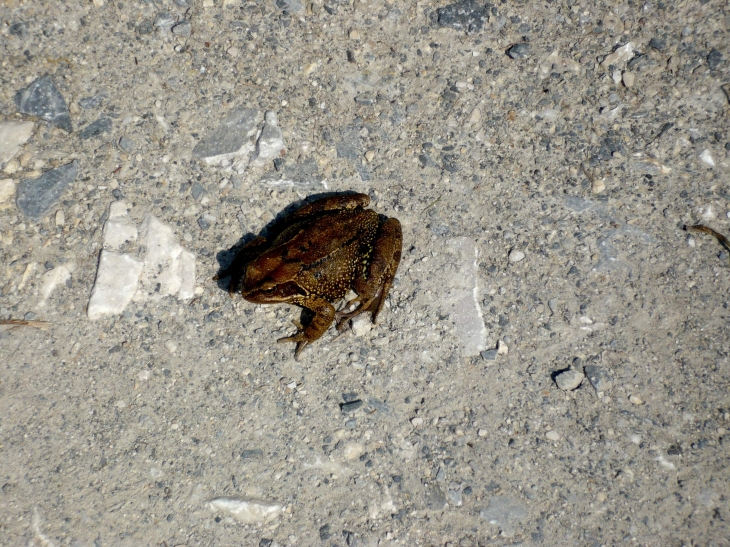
[
  {"left": 55, "top": 209, "right": 65, "bottom": 226},
  {"left": 612, "top": 69, "right": 622, "bottom": 85},
  {"left": 555, "top": 369, "right": 585, "bottom": 391},
  {"left": 249, "top": 111, "right": 285, "bottom": 168},
  {"left": 350, "top": 313, "right": 372, "bottom": 336},
  {"left": 442, "top": 237, "right": 487, "bottom": 356},
  {"left": 208, "top": 497, "right": 283, "bottom": 524},
  {"left": 508, "top": 250, "right": 525, "bottom": 263},
  {"left": 629, "top": 394, "right": 643, "bottom": 405},
  {"left": 699, "top": 149, "right": 715, "bottom": 167},
  {"left": 138, "top": 215, "right": 195, "bottom": 301},
  {"left": 103, "top": 201, "right": 137, "bottom": 249},
  {"left": 411, "top": 417, "right": 424, "bottom": 427},
  {"left": 343, "top": 442, "right": 365, "bottom": 460},
  {"left": 622, "top": 71, "right": 635, "bottom": 88},
  {"left": 545, "top": 430, "right": 560, "bottom": 441},
  {"left": 601, "top": 42, "right": 635, "bottom": 68},
  {"left": 87, "top": 251, "right": 144, "bottom": 320},
  {"left": 37, "top": 265, "right": 72, "bottom": 307},
  {"left": 164, "top": 339, "right": 178, "bottom": 354},
  {"left": 0, "top": 121, "right": 34, "bottom": 164},
  {"left": 497, "top": 340, "right": 508, "bottom": 355},
  {"left": 0, "top": 178, "right": 15, "bottom": 203}
]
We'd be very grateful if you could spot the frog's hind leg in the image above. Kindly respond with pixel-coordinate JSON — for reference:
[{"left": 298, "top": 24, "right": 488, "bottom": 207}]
[
  {"left": 277, "top": 297, "right": 336, "bottom": 359},
  {"left": 336, "top": 217, "right": 402, "bottom": 329},
  {"left": 213, "top": 236, "right": 267, "bottom": 297}
]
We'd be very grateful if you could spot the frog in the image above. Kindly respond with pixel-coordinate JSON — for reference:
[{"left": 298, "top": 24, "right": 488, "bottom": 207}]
[{"left": 213, "top": 193, "right": 402, "bottom": 359}]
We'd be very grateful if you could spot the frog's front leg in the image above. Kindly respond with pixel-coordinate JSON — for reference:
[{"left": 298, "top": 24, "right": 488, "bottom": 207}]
[
  {"left": 278, "top": 296, "right": 336, "bottom": 359},
  {"left": 337, "top": 217, "right": 402, "bottom": 329}
]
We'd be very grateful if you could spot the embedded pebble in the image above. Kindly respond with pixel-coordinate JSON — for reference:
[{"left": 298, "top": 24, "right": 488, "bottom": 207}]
[
  {"left": 555, "top": 369, "right": 585, "bottom": 391},
  {"left": 507, "top": 43, "right": 531, "bottom": 60},
  {"left": 480, "top": 496, "right": 528, "bottom": 537},
  {"left": 192, "top": 108, "right": 261, "bottom": 165},
  {"left": 508, "top": 250, "right": 525, "bottom": 263},
  {"left": 443, "top": 237, "right": 487, "bottom": 356},
  {"left": 584, "top": 365, "right": 614, "bottom": 393},
  {"left": 629, "top": 394, "right": 644, "bottom": 405},
  {"left": 436, "top": 1, "right": 489, "bottom": 31},
  {"left": 138, "top": 215, "right": 196, "bottom": 301},
  {"left": 87, "top": 251, "right": 144, "bottom": 320},
  {"left": 350, "top": 313, "right": 372, "bottom": 336},
  {"left": 622, "top": 71, "right": 635, "bottom": 88},
  {"left": 103, "top": 201, "right": 137, "bottom": 249},
  {"left": 38, "top": 265, "right": 72, "bottom": 307},
  {"left": 79, "top": 117, "right": 112, "bottom": 140},
  {"left": 600, "top": 42, "right": 635, "bottom": 68},
  {"left": 343, "top": 442, "right": 365, "bottom": 460},
  {"left": 411, "top": 416, "right": 424, "bottom": 427},
  {"left": 15, "top": 160, "right": 79, "bottom": 219},
  {"left": 698, "top": 149, "right": 715, "bottom": 167},
  {"left": 208, "top": 497, "right": 283, "bottom": 524},
  {"left": 0, "top": 121, "right": 34, "bottom": 164},
  {"left": 249, "top": 111, "right": 285, "bottom": 168},
  {"left": 545, "top": 430, "right": 560, "bottom": 441},
  {"left": 15, "top": 75, "right": 73, "bottom": 132},
  {"left": 164, "top": 340, "right": 178, "bottom": 354},
  {"left": 0, "top": 179, "right": 16, "bottom": 204}
]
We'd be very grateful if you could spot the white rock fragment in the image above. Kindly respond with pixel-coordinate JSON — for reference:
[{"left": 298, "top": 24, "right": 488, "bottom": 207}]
[
  {"left": 193, "top": 108, "right": 261, "bottom": 166},
  {"left": 655, "top": 454, "right": 676, "bottom": 471},
  {"left": 55, "top": 209, "right": 64, "bottom": 226},
  {"left": 343, "top": 442, "right": 365, "bottom": 461},
  {"left": 30, "top": 506, "right": 57, "bottom": 547},
  {"left": 249, "top": 111, "right": 285, "bottom": 168},
  {"left": 103, "top": 201, "right": 137, "bottom": 249},
  {"left": 443, "top": 237, "right": 487, "bottom": 356},
  {"left": 601, "top": 42, "right": 635, "bottom": 68},
  {"left": 0, "top": 178, "right": 16, "bottom": 203},
  {"left": 699, "top": 149, "right": 715, "bottom": 167},
  {"left": 0, "top": 121, "right": 34, "bottom": 164},
  {"left": 555, "top": 369, "right": 585, "bottom": 391},
  {"left": 350, "top": 313, "right": 372, "bottom": 336},
  {"left": 37, "top": 265, "right": 72, "bottom": 307},
  {"left": 411, "top": 416, "right": 424, "bottom": 427},
  {"left": 164, "top": 339, "right": 178, "bottom": 354},
  {"left": 629, "top": 394, "right": 643, "bottom": 405},
  {"left": 138, "top": 215, "right": 195, "bottom": 301},
  {"left": 497, "top": 340, "right": 508, "bottom": 355},
  {"left": 508, "top": 249, "right": 525, "bottom": 263},
  {"left": 87, "top": 251, "right": 143, "bottom": 320},
  {"left": 208, "top": 497, "right": 282, "bottom": 524},
  {"left": 612, "top": 69, "right": 622, "bottom": 85},
  {"left": 545, "top": 430, "right": 560, "bottom": 441},
  {"left": 622, "top": 71, "right": 635, "bottom": 88},
  {"left": 464, "top": 107, "right": 481, "bottom": 127}
]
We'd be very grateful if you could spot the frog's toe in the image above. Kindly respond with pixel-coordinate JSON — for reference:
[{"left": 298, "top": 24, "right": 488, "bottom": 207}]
[{"left": 277, "top": 333, "right": 309, "bottom": 359}]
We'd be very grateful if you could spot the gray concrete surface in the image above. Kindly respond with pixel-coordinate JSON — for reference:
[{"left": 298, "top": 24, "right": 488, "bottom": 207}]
[{"left": 1, "top": 0, "right": 729, "bottom": 546}]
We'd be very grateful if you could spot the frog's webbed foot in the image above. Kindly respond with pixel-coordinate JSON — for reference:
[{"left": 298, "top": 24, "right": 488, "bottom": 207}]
[
  {"left": 277, "top": 333, "right": 309, "bottom": 360},
  {"left": 278, "top": 299, "right": 335, "bottom": 359}
]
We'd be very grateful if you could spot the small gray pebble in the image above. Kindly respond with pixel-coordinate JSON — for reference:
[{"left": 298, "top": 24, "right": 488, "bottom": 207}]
[
  {"left": 198, "top": 216, "right": 211, "bottom": 231},
  {"left": 507, "top": 43, "right": 530, "bottom": 59},
  {"left": 481, "top": 349, "right": 498, "bottom": 361}
]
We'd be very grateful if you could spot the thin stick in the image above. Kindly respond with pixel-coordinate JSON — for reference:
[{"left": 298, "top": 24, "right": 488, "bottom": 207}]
[{"left": 0, "top": 319, "right": 52, "bottom": 330}]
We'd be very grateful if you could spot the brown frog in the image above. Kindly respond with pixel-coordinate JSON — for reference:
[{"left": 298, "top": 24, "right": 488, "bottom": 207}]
[{"left": 213, "top": 193, "right": 402, "bottom": 359}]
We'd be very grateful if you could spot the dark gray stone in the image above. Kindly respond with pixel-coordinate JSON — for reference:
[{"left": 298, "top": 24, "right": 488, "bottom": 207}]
[
  {"left": 584, "top": 365, "right": 613, "bottom": 393},
  {"left": 16, "top": 161, "right": 79, "bottom": 219},
  {"left": 240, "top": 449, "right": 263, "bottom": 460},
  {"left": 9, "top": 22, "right": 29, "bottom": 39},
  {"left": 78, "top": 93, "right": 107, "bottom": 110},
  {"left": 79, "top": 117, "right": 112, "bottom": 140},
  {"left": 15, "top": 75, "right": 72, "bottom": 132},
  {"left": 707, "top": 49, "right": 723, "bottom": 70},
  {"left": 340, "top": 400, "right": 363, "bottom": 414},
  {"left": 191, "top": 182, "right": 206, "bottom": 200},
  {"left": 198, "top": 216, "right": 212, "bottom": 231},
  {"left": 154, "top": 12, "right": 175, "bottom": 33},
  {"left": 172, "top": 20, "right": 191, "bottom": 37},
  {"left": 336, "top": 126, "right": 361, "bottom": 160},
  {"left": 648, "top": 37, "right": 666, "bottom": 51},
  {"left": 507, "top": 43, "right": 531, "bottom": 59},
  {"left": 192, "top": 108, "right": 260, "bottom": 160},
  {"left": 436, "top": 0, "right": 488, "bottom": 32},
  {"left": 118, "top": 136, "right": 135, "bottom": 151},
  {"left": 319, "top": 524, "right": 331, "bottom": 540},
  {"left": 424, "top": 483, "right": 448, "bottom": 510},
  {"left": 275, "top": 0, "right": 304, "bottom": 13},
  {"left": 480, "top": 349, "right": 498, "bottom": 361}
]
